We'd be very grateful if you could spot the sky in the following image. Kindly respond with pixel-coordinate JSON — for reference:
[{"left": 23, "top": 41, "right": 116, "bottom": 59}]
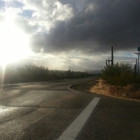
[{"left": 0, "top": 0, "right": 140, "bottom": 71}]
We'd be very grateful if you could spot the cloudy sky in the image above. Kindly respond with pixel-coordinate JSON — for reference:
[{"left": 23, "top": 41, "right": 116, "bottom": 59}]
[{"left": 0, "top": 0, "right": 140, "bottom": 71}]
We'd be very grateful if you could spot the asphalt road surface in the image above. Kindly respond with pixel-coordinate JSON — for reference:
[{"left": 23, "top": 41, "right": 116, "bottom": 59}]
[{"left": 0, "top": 77, "right": 140, "bottom": 140}]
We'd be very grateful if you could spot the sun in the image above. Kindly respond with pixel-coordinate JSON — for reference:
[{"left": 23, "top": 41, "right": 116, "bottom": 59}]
[{"left": 0, "top": 11, "right": 30, "bottom": 67}]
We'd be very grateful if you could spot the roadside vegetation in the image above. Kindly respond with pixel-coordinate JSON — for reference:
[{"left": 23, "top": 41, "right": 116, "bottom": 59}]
[
  {"left": 0, "top": 65, "right": 93, "bottom": 84},
  {"left": 101, "top": 63, "right": 140, "bottom": 99}
]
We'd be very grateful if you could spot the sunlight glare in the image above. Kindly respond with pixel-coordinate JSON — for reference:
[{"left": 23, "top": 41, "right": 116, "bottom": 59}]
[{"left": 0, "top": 11, "right": 30, "bottom": 67}]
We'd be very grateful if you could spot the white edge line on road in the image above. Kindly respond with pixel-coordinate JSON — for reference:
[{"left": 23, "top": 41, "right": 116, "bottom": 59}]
[
  {"left": 57, "top": 97, "right": 100, "bottom": 140},
  {"left": 68, "top": 85, "right": 80, "bottom": 93}
]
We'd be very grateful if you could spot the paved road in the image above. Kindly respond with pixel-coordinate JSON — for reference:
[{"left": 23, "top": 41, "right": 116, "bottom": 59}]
[{"left": 0, "top": 77, "right": 140, "bottom": 140}]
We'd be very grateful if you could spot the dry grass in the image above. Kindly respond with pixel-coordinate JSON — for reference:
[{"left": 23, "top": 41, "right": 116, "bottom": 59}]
[{"left": 90, "top": 79, "right": 140, "bottom": 101}]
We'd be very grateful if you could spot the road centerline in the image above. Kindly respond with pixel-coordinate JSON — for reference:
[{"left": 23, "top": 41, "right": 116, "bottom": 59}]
[{"left": 58, "top": 97, "right": 100, "bottom": 140}]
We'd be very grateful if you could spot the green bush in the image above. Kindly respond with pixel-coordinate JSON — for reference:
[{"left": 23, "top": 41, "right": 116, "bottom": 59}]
[{"left": 101, "top": 63, "right": 140, "bottom": 86}]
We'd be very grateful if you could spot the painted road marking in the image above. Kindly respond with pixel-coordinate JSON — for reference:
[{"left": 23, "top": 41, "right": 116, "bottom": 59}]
[{"left": 58, "top": 97, "right": 100, "bottom": 140}]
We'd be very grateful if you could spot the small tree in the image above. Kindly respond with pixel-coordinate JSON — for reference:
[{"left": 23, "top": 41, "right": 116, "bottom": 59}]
[{"left": 101, "top": 63, "right": 134, "bottom": 86}]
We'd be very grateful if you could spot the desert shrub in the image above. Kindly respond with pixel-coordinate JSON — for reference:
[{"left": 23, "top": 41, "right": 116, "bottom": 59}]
[
  {"left": 101, "top": 63, "right": 139, "bottom": 86},
  {"left": 0, "top": 65, "right": 92, "bottom": 84}
]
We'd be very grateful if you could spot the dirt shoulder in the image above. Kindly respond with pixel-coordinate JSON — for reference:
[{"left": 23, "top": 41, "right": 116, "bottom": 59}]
[{"left": 72, "top": 78, "right": 140, "bottom": 102}]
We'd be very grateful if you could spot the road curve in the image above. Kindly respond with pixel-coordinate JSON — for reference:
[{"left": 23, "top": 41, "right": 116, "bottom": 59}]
[{"left": 0, "top": 77, "right": 140, "bottom": 140}]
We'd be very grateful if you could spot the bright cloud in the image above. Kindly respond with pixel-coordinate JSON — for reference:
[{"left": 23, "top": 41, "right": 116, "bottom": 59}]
[{"left": 0, "top": 0, "right": 139, "bottom": 70}]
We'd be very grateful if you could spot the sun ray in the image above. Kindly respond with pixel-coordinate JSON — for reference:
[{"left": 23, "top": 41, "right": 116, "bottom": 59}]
[
  {"left": 0, "top": 10, "right": 30, "bottom": 65},
  {"left": 0, "top": 5, "right": 31, "bottom": 84}
]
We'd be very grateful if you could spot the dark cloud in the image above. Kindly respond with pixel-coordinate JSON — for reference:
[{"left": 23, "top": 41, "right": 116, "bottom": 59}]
[{"left": 30, "top": 0, "right": 140, "bottom": 54}]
